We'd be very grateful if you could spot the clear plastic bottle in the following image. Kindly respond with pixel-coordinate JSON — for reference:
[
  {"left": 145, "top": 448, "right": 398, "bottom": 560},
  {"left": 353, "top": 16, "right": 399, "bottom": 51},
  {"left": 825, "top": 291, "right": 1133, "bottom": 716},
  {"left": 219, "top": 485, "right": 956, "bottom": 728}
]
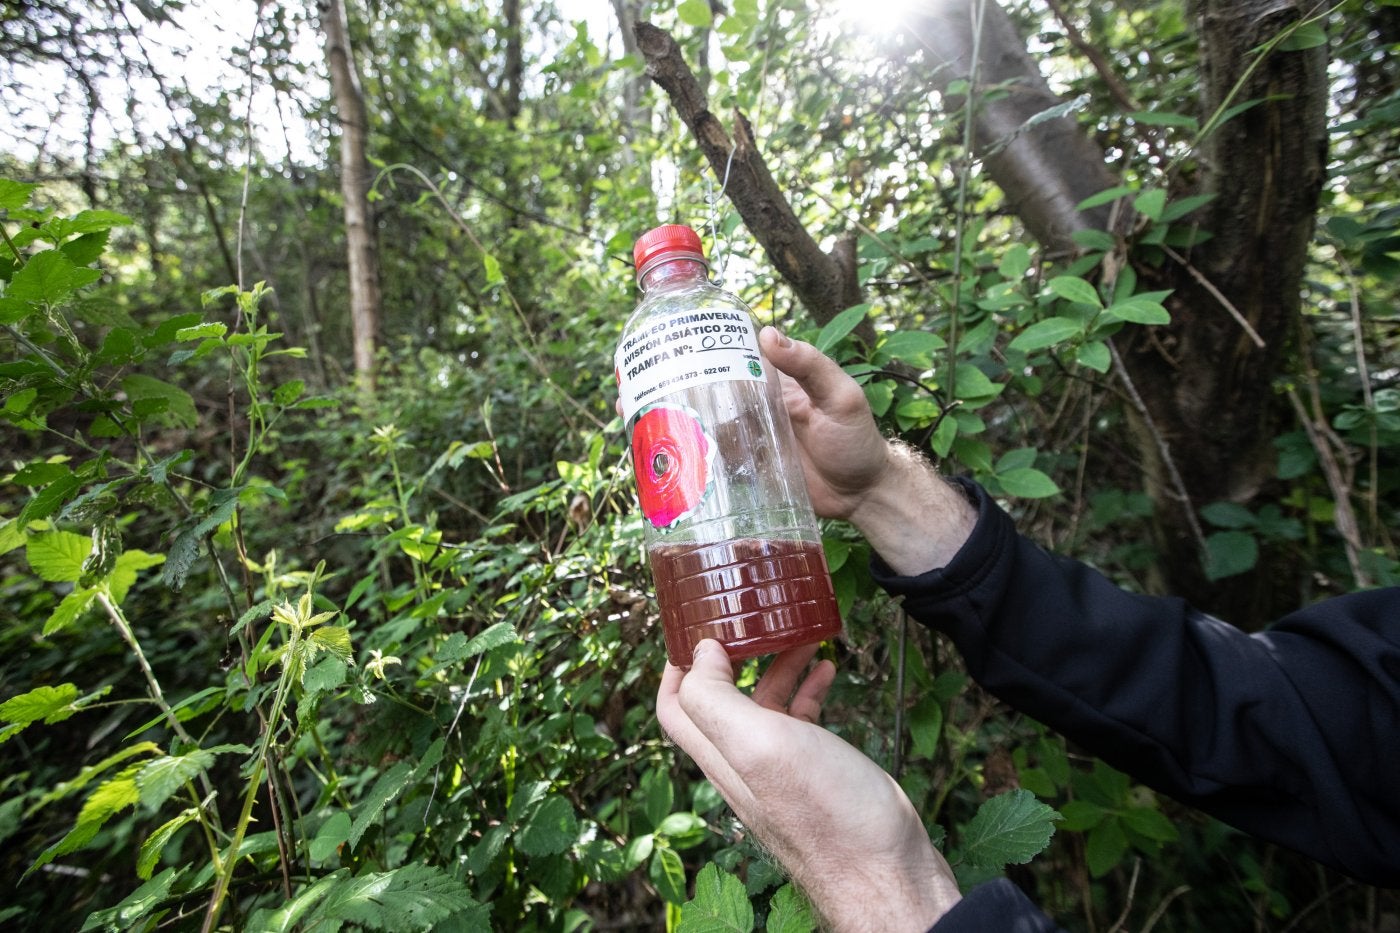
[{"left": 616, "top": 224, "right": 842, "bottom": 667}]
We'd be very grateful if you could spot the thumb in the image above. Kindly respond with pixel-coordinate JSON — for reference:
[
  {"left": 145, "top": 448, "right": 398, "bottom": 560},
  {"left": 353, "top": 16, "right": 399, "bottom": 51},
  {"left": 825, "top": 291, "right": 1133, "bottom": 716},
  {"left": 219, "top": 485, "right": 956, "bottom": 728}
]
[
  {"left": 676, "top": 640, "right": 755, "bottom": 742},
  {"left": 759, "top": 326, "right": 850, "bottom": 410}
]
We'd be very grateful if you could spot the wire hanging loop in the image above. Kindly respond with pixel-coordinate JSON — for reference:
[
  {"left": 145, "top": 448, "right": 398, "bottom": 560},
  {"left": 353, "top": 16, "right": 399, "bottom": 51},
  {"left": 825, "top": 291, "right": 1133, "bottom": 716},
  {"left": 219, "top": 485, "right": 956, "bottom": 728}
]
[{"left": 703, "top": 143, "right": 738, "bottom": 287}]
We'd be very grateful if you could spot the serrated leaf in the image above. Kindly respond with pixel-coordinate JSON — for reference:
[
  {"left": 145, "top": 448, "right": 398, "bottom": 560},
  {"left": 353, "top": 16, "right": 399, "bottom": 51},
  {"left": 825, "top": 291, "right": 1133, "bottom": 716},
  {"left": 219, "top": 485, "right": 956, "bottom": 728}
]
[
  {"left": 998, "top": 467, "right": 1061, "bottom": 499},
  {"left": 137, "top": 750, "right": 219, "bottom": 810},
  {"left": 137, "top": 808, "right": 198, "bottom": 880},
  {"left": 5, "top": 250, "right": 103, "bottom": 305},
  {"left": 258, "top": 865, "right": 482, "bottom": 932},
  {"left": 0, "top": 179, "right": 38, "bottom": 210},
  {"left": 175, "top": 322, "right": 227, "bottom": 342},
  {"left": 815, "top": 303, "right": 870, "bottom": 353},
  {"left": 1009, "top": 316, "right": 1083, "bottom": 353},
  {"left": 1047, "top": 275, "right": 1102, "bottom": 308},
  {"left": 80, "top": 866, "right": 184, "bottom": 933},
  {"left": 28, "top": 775, "right": 141, "bottom": 877},
  {"left": 517, "top": 794, "right": 579, "bottom": 856},
  {"left": 27, "top": 530, "right": 92, "bottom": 582},
  {"left": 765, "top": 883, "right": 816, "bottom": 933},
  {"left": 347, "top": 738, "right": 444, "bottom": 850},
  {"left": 273, "top": 379, "right": 305, "bottom": 406},
  {"left": 1204, "top": 530, "right": 1258, "bottom": 580},
  {"left": 120, "top": 374, "right": 197, "bottom": 429},
  {"left": 105, "top": 550, "right": 165, "bottom": 604},
  {"left": 309, "top": 626, "right": 353, "bottom": 664},
  {"left": 43, "top": 588, "right": 99, "bottom": 635},
  {"left": 163, "top": 487, "right": 240, "bottom": 591},
  {"left": 1, "top": 683, "right": 80, "bottom": 729},
  {"left": 678, "top": 862, "right": 753, "bottom": 932},
  {"left": 959, "top": 790, "right": 1060, "bottom": 870},
  {"left": 464, "top": 620, "right": 517, "bottom": 657}
]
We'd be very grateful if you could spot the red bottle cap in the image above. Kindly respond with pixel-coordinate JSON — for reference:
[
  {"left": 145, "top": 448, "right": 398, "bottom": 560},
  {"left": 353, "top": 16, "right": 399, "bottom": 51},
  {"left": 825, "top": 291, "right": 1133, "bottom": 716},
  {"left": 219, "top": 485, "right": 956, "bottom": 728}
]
[{"left": 633, "top": 224, "right": 707, "bottom": 284}]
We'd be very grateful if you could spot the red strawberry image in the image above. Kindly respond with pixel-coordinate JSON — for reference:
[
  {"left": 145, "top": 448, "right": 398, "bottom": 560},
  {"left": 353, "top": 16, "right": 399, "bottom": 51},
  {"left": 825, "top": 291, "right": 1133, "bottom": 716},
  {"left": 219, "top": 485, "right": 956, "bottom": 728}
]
[{"left": 631, "top": 403, "right": 713, "bottom": 528}]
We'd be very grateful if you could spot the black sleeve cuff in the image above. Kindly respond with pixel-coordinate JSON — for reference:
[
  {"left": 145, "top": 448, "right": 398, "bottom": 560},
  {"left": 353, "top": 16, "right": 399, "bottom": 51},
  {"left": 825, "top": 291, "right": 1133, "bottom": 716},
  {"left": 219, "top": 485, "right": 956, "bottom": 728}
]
[{"left": 928, "top": 879, "right": 1062, "bottom": 933}]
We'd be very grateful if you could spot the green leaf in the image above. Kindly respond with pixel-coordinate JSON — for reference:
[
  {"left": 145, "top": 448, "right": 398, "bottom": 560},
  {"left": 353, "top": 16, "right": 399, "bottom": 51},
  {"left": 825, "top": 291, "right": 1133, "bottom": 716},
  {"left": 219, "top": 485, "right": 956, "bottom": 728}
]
[
  {"left": 28, "top": 774, "right": 141, "bottom": 877},
  {"left": 26, "top": 530, "right": 92, "bottom": 582},
  {"left": 137, "top": 808, "right": 198, "bottom": 880},
  {"left": 677, "top": 0, "right": 714, "bottom": 28},
  {"left": 120, "top": 374, "right": 198, "bottom": 429},
  {"left": 1279, "top": 21, "right": 1327, "bottom": 51},
  {"left": 952, "top": 363, "right": 1001, "bottom": 401},
  {"left": 1076, "top": 185, "right": 1135, "bottom": 211},
  {"left": 1129, "top": 110, "right": 1199, "bottom": 131},
  {"left": 0, "top": 179, "right": 38, "bottom": 210},
  {"left": 998, "top": 243, "right": 1032, "bottom": 280},
  {"left": 60, "top": 230, "right": 110, "bottom": 267},
  {"left": 650, "top": 845, "right": 688, "bottom": 906},
  {"left": 1085, "top": 818, "right": 1129, "bottom": 878},
  {"left": 163, "top": 487, "right": 241, "bottom": 591},
  {"left": 814, "top": 303, "right": 870, "bottom": 354},
  {"left": 43, "top": 588, "right": 99, "bottom": 636},
  {"left": 876, "top": 329, "right": 945, "bottom": 366},
  {"left": 765, "top": 883, "right": 817, "bottom": 933},
  {"left": 1134, "top": 189, "right": 1167, "bottom": 223},
  {"left": 1047, "top": 275, "right": 1102, "bottom": 308},
  {"left": 678, "top": 862, "right": 754, "bottom": 932},
  {"left": 175, "top": 322, "right": 227, "bottom": 342},
  {"left": 1201, "top": 501, "right": 1256, "bottom": 529},
  {"left": 80, "top": 866, "right": 185, "bottom": 933},
  {"left": 0, "top": 518, "right": 27, "bottom": 556},
  {"left": 310, "top": 812, "right": 352, "bottom": 863},
  {"left": 256, "top": 865, "right": 483, "bottom": 932},
  {"left": 1160, "top": 192, "right": 1217, "bottom": 224},
  {"left": 1076, "top": 341, "right": 1111, "bottom": 373},
  {"left": 273, "top": 379, "right": 305, "bottom": 406},
  {"left": 1105, "top": 297, "right": 1170, "bottom": 326},
  {"left": 1120, "top": 806, "right": 1180, "bottom": 843},
  {"left": 347, "top": 738, "right": 444, "bottom": 850},
  {"left": 1, "top": 683, "right": 80, "bottom": 733},
  {"left": 1204, "top": 530, "right": 1258, "bottom": 580},
  {"left": 908, "top": 695, "right": 943, "bottom": 759},
  {"left": 137, "top": 750, "right": 219, "bottom": 810},
  {"left": 105, "top": 550, "right": 165, "bottom": 604},
  {"left": 517, "top": 794, "right": 579, "bottom": 856},
  {"left": 1009, "top": 316, "right": 1083, "bottom": 353},
  {"left": 483, "top": 253, "right": 504, "bottom": 286},
  {"left": 1055, "top": 799, "right": 1106, "bottom": 831},
  {"left": 998, "top": 467, "right": 1061, "bottom": 499},
  {"left": 4, "top": 249, "right": 103, "bottom": 305},
  {"left": 959, "top": 789, "right": 1060, "bottom": 870}
]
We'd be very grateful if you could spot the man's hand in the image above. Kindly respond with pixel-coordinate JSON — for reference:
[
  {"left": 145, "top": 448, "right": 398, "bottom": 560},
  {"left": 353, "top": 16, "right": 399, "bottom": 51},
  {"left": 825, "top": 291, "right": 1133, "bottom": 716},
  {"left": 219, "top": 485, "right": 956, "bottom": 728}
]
[
  {"left": 657, "top": 639, "right": 962, "bottom": 932},
  {"left": 760, "top": 327, "right": 977, "bottom": 575}
]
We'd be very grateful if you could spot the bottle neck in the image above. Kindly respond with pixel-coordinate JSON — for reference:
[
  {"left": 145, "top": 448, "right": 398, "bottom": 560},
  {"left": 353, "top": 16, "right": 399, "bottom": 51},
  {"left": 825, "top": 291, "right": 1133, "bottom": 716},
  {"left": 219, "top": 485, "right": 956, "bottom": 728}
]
[{"left": 639, "top": 256, "right": 709, "bottom": 293}]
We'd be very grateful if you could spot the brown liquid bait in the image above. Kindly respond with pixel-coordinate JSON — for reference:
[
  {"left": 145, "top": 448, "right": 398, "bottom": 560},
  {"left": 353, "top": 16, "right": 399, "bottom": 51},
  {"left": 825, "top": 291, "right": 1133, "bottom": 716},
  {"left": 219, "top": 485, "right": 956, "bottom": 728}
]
[{"left": 649, "top": 537, "right": 841, "bottom": 667}]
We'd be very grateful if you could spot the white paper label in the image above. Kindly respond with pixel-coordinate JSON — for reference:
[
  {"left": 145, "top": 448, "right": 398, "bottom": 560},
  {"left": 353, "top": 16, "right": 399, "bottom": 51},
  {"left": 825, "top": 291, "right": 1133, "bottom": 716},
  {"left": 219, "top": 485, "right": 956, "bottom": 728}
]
[{"left": 615, "top": 305, "right": 766, "bottom": 424}]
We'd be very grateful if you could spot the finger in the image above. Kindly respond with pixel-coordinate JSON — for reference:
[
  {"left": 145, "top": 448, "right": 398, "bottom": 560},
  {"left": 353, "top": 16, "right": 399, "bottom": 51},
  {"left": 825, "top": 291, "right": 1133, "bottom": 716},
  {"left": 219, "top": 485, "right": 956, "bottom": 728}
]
[
  {"left": 760, "top": 326, "right": 859, "bottom": 412},
  {"left": 677, "top": 641, "right": 773, "bottom": 756},
  {"left": 656, "top": 657, "right": 750, "bottom": 802},
  {"left": 751, "top": 642, "right": 821, "bottom": 711},
  {"left": 787, "top": 658, "right": 836, "bottom": 725}
]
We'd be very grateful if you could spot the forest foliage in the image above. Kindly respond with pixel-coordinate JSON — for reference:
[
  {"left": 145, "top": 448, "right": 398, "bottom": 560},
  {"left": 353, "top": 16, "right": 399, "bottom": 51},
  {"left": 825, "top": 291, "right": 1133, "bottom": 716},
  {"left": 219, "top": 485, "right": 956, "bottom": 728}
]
[{"left": 1, "top": 0, "right": 1398, "bottom": 930}]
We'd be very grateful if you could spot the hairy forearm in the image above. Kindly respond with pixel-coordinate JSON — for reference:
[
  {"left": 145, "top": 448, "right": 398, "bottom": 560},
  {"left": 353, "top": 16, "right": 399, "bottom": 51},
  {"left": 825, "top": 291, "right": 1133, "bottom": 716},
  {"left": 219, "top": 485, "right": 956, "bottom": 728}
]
[{"left": 846, "top": 441, "right": 977, "bottom": 576}]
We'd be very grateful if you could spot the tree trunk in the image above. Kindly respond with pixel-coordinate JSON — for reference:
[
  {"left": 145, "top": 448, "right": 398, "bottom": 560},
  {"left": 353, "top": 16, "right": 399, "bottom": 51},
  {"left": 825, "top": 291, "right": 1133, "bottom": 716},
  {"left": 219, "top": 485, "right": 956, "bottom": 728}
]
[{"left": 322, "top": 0, "right": 383, "bottom": 392}]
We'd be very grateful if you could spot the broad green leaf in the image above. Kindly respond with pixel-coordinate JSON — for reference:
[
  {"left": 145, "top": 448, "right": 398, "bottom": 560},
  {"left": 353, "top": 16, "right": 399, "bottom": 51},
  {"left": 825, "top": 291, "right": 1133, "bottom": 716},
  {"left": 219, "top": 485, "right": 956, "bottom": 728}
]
[
  {"left": 28, "top": 774, "right": 141, "bottom": 877},
  {"left": 255, "top": 865, "right": 483, "bottom": 932},
  {"left": 163, "top": 487, "right": 241, "bottom": 591},
  {"left": 1201, "top": 501, "right": 1256, "bottom": 529},
  {"left": 137, "top": 808, "right": 198, "bottom": 880},
  {"left": 1160, "top": 192, "right": 1218, "bottom": 224},
  {"left": 273, "top": 379, "right": 305, "bottom": 405},
  {"left": 1105, "top": 297, "right": 1170, "bottom": 326},
  {"left": 5, "top": 249, "right": 103, "bottom": 305},
  {"left": 1, "top": 683, "right": 80, "bottom": 731},
  {"left": 959, "top": 789, "right": 1060, "bottom": 870},
  {"left": 677, "top": 0, "right": 714, "bottom": 28},
  {"left": 1120, "top": 806, "right": 1180, "bottom": 843},
  {"left": 1009, "top": 316, "right": 1083, "bottom": 353},
  {"left": 650, "top": 845, "right": 688, "bottom": 905},
  {"left": 814, "top": 303, "right": 870, "bottom": 354},
  {"left": 876, "top": 329, "right": 945, "bottom": 365},
  {"left": 517, "top": 795, "right": 579, "bottom": 857},
  {"left": 766, "top": 883, "right": 817, "bottom": 933},
  {"left": 0, "top": 179, "right": 37, "bottom": 210},
  {"left": 105, "top": 550, "right": 165, "bottom": 604},
  {"left": 1279, "top": 21, "right": 1327, "bottom": 51},
  {"left": 0, "top": 518, "right": 27, "bottom": 556},
  {"left": 27, "top": 530, "right": 92, "bottom": 582},
  {"left": 1204, "top": 530, "right": 1258, "bottom": 580},
  {"left": 643, "top": 767, "right": 675, "bottom": 831},
  {"left": 908, "top": 695, "right": 943, "bottom": 759},
  {"left": 347, "top": 738, "right": 444, "bottom": 850},
  {"left": 998, "top": 467, "right": 1061, "bottom": 499},
  {"left": 483, "top": 253, "right": 504, "bottom": 286},
  {"left": 120, "top": 374, "right": 198, "bottom": 429},
  {"left": 137, "top": 750, "right": 218, "bottom": 810},
  {"left": 998, "top": 243, "right": 1032, "bottom": 280},
  {"left": 952, "top": 363, "right": 1001, "bottom": 401},
  {"left": 61, "top": 231, "right": 110, "bottom": 267},
  {"left": 1134, "top": 188, "right": 1167, "bottom": 223},
  {"left": 1047, "top": 275, "right": 1102, "bottom": 308},
  {"left": 1076, "top": 340, "right": 1111, "bottom": 373},
  {"left": 1085, "top": 818, "right": 1129, "bottom": 878},
  {"left": 43, "top": 588, "right": 99, "bottom": 636},
  {"left": 175, "top": 322, "right": 227, "bottom": 341},
  {"left": 310, "top": 812, "right": 352, "bottom": 863},
  {"left": 678, "top": 862, "right": 754, "bottom": 932},
  {"left": 1055, "top": 799, "right": 1106, "bottom": 831},
  {"left": 308, "top": 625, "right": 353, "bottom": 663}
]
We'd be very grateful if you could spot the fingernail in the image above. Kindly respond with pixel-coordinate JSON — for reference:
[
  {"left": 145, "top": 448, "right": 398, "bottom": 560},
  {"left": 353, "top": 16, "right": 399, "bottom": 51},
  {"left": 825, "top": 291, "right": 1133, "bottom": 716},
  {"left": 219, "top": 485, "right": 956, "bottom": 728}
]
[
  {"left": 691, "top": 641, "right": 710, "bottom": 662},
  {"left": 771, "top": 326, "right": 793, "bottom": 348}
]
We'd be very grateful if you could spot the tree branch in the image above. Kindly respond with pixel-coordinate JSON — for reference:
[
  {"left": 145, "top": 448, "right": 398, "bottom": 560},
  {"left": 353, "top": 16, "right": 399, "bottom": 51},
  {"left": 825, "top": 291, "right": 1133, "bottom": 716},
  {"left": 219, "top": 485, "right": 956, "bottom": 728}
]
[{"left": 634, "top": 22, "right": 866, "bottom": 332}]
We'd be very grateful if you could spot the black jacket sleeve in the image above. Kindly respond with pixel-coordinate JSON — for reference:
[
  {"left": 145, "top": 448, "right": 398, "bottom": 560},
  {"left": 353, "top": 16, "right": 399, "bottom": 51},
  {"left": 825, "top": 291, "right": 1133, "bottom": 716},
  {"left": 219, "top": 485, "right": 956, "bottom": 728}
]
[
  {"left": 928, "top": 879, "right": 1063, "bottom": 932},
  {"left": 875, "top": 478, "right": 1400, "bottom": 888}
]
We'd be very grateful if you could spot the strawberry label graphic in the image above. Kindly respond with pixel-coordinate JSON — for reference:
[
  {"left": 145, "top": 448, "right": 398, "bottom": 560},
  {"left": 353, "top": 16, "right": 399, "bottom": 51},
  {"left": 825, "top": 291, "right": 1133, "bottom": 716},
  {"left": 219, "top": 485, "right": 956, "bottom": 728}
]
[{"left": 631, "top": 403, "right": 713, "bottom": 529}]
